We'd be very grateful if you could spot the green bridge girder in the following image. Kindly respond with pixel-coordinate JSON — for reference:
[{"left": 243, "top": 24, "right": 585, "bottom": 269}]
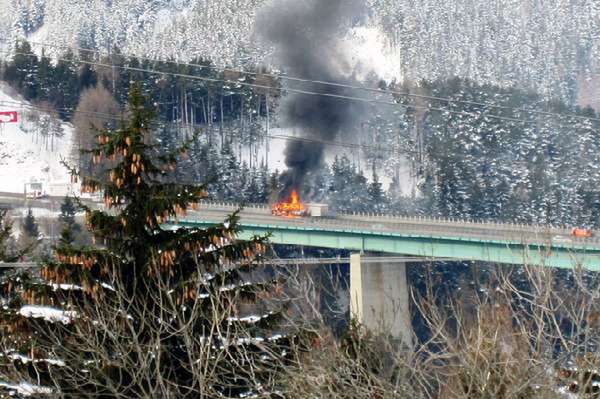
[{"left": 174, "top": 220, "right": 600, "bottom": 271}]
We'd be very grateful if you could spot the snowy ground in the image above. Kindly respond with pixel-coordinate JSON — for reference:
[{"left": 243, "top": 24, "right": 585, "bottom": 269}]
[
  {"left": 0, "top": 83, "right": 76, "bottom": 196},
  {"left": 344, "top": 26, "right": 402, "bottom": 83}
]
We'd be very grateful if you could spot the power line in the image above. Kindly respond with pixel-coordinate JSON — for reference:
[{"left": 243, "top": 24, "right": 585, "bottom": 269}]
[
  {"left": 0, "top": 99, "right": 121, "bottom": 121},
  {"left": 1, "top": 49, "right": 548, "bottom": 126},
  {"left": 3, "top": 38, "right": 600, "bottom": 124},
  {"left": 0, "top": 51, "right": 597, "bottom": 155},
  {"left": 2, "top": 45, "right": 598, "bottom": 156}
]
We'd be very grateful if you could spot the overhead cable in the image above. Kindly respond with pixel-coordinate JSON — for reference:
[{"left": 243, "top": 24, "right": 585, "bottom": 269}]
[{"left": 3, "top": 38, "right": 600, "bottom": 123}]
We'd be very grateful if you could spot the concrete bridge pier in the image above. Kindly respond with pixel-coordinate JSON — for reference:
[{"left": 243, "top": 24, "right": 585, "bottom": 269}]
[{"left": 350, "top": 253, "right": 412, "bottom": 348}]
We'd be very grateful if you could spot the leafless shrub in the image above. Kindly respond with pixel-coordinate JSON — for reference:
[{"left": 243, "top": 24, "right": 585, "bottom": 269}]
[
  {"left": 72, "top": 83, "right": 120, "bottom": 174},
  {"left": 0, "top": 251, "right": 325, "bottom": 398},
  {"left": 280, "top": 259, "right": 600, "bottom": 399},
  {"left": 5, "top": 243, "right": 600, "bottom": 399}
]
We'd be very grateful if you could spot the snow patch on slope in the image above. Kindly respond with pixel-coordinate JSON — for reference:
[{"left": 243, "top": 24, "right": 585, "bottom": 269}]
[
  {"left": 18, "top": 305, "right": 77, "bottom": 324},
  {"left": 27, "top": 23, "right": 52, "bottom": 57},
  {"left": 344, "top": 26, "right": 402, "bottom": 83},
  {"left": 0, "top": 82, "right": 75, "bottom": 195}
]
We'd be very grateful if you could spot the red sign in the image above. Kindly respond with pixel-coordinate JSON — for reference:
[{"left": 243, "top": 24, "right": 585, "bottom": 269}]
[{"left": 0, "top": 111, "right": 18, "bottom": 123}]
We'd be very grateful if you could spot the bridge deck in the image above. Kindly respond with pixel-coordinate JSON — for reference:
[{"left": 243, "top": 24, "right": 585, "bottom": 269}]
[
  {"left": 4, "top": 192, "right": 600, "bottom": 270},
  {"left": 172, "top": 204, "right": 600, "bottom": 270},
  {"left": 185, "top": 204, "right": 598, "bottom": 248}
]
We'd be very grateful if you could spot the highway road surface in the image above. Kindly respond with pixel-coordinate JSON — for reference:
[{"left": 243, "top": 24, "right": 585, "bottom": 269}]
[
  {"left": 184, "top": 203, "right": 600, "bottom": 249},
  {"left": 2, "top": 192, "right": 597, "bottom": 249}
]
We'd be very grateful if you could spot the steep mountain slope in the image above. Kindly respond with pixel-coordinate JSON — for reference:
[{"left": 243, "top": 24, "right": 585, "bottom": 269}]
[
  {"left": 1, "top": 0, "right": 598, "bottom": 107},
  {"left": 1, "top": 0, "right": 264, "bottom": 67},
  {"left": 368, "top": 0, "right": 600, "bottom": 106}
]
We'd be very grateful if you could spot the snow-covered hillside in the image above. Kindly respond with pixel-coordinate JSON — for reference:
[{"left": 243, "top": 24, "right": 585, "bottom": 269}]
[
  {"left": 1, "top": 0, "right": 265, "bottom": 67},
  {"left": 2, "top": 0, "right": 598, "bottom": 106},
  {"left": 0, "top": 82, "right": 75, "bottom": 195}
]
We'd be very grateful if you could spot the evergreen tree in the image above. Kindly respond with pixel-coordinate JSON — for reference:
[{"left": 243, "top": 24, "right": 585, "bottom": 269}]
[
  {"left": 219, "top": 141, "right": 242, "bottom": 200},
  {"left": 0, "top": 209, "right": 17, "bottom": 262},
  {"left": 350, "top": 169, "right": 371, "bottom": 212},
  {"left": 17, "top": 208, "right": 41, "bottom": 261},
  {"left": 368, "top": 169, "right": 388, "bottom": 213},
  {"left": 268, "top": 170, "right": 282, "bottom": 204},
  {"left": 304, "top": 165, "right": 332, "bottom": 203},
  {"left": 0, "top": 84, "right": 306, "bottom": 397},
  {"left": 36, "top": 50, "right": 54, "bottom": 102},
  {"left": 257, "top": 162, "right": 270, "bottom": 203},
  {"left": 58, "top": 197, "right": 78, "bottom": 229},
  {"left": 243, "top": 169, "right": 260, "bottom": 204},
  {"left": 49, "top": 50, "right": 80, "bottom": 119},
  {"left": 237, "top": 162, "right": 251, "bottom": 203},
  {"left": 79, "top": 63, "right": 98, "bottom": 92},
  {"left": 329, "top": 155, "right": 371, "bottom": 213},
  {"left": 58, "top": 197, "right": 80, "bottom": 246},
  {"left": 21, "top": 208, "right": 39, "bottom": 240},
  {"left": 4, "top": 40, "right": 39, "bottom": 100}
]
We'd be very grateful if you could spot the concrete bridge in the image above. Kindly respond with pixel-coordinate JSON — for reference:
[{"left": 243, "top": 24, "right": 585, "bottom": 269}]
[
  {"left": 175, "top": 202, "right": 600, "bottom": 270},
  {"left": 5, "top": 191, "right": 600, "bottom": 268},
  {"left": 170, "top": 202, "right": 600, "bottom": 347}
]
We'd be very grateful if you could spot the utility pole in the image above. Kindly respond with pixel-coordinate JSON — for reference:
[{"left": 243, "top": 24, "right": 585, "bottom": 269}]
[{"left": 265, "top": 93, "right": 270, "bottom": 167}]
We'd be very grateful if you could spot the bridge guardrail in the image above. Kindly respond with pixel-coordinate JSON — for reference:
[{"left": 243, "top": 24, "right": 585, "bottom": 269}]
[
  {"left": 7, "top": 194, "right": 595, "bottom": 245},
  {"left": 0, "top": 193, "right": 577, "bottom": 234},
  {"left": 338, "top": 212, "right": 568, "bottom": 236},
  {"left": 191, "top": 200, "right": 598, "bottom": 244}
]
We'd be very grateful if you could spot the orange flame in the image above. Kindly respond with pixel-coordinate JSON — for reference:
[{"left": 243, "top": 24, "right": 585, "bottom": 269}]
[
  {"left": 272, "top": 190, "right": 308, "bottom": 217},
  {"left": 290, "top": 190, "right": 300, "bottom": 205}
]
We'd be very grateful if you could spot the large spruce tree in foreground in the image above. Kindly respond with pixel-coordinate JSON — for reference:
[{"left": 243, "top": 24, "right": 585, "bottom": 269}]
[{"left": 0, "top": 85, "right": 303, "bottom": 398}]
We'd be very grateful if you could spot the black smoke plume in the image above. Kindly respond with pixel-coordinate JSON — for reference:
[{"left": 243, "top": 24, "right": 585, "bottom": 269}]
[{"left": 256, "top": 0, "right": 368, "bottom": 197}]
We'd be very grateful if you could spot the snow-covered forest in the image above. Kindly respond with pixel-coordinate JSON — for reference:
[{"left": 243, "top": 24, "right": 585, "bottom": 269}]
[
  {"left": 3, "top": 40, "right": 600, "bottom": 228},
  {"left": 1, "top": 0, "right": 599, "bottom": 108},
  {"left": 2, "top": 1, "right": 600, "bottom": 228},
  {"left": 369, "top": 0, "right": 600, "bottom": 105}
]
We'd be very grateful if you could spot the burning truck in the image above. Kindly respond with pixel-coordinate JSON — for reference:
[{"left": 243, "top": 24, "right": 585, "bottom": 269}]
[{"left": 271, "top": 190, "right": 329, "bottom": 218}]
